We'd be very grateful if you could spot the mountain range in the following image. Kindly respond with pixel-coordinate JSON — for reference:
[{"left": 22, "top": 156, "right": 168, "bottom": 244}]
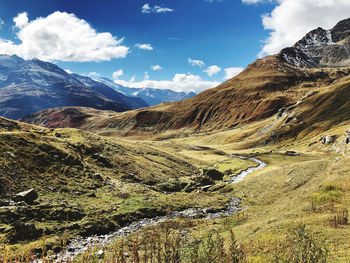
[
  {"left": 4, "top": 17, "right": 350, "bottom": 261},
  {"left": 21, "top": 18, "right": 350, "bottom": 139},
  {"left": 98, "top": 78, "right": 196, "bottom": 106},
  {"left": 0, "top": 55, "right": 196, "bottom": 120}
]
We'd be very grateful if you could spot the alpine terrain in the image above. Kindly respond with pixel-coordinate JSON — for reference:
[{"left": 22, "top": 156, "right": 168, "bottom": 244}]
[{"left": 3, "top": 16, "right": 350, "bottom": 263}]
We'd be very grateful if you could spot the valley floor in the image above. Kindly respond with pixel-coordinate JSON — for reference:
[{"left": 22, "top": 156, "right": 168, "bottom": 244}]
[{"left": 1, "top": 118, "right": 350, "bottom": 262}]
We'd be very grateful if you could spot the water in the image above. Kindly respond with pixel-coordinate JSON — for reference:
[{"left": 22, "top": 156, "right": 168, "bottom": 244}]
[
  {"left": 42, "top": 154, "right": 266, "bottom": 262},
  {"left": 228, "top": 155, "right": 267, "bottom": 183}
]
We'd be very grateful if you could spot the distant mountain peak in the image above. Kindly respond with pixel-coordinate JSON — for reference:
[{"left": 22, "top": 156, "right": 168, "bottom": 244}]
[{"left": 98, "top": 77, "right": 196, "bottom": 106}]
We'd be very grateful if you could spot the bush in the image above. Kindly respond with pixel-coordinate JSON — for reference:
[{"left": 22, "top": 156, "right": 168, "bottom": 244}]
[{"left": 274, "top": 224, "right": 329, "bottom": 263}]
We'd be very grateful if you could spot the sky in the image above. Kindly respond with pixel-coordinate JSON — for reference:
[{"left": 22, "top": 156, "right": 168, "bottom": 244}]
[{"left": 0, "top": 0, "right": 349, "bottom": 93}]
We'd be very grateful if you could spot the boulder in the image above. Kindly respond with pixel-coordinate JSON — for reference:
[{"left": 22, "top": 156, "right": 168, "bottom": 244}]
[
  {"left": 12, "top": 189, "right": 38, "bottom": 205},
  {"left": 345, "top": 130, "right": 350, "bottom": 144},
  {"left": 284, "top": 151, "right": 299, "bottom": 156},
  {"left": 319, "top": 135, "right": 338, "bottom": 145}
]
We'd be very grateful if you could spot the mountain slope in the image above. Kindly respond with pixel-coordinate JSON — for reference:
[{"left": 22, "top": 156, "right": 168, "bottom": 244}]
[
  {"left": 0, "top": 55, "right": 136, "bottom": 119},
  {"left": 23, "top": 56, "right": 349, "bottom": 134},
  {"left": 22, "top": 18, "right": 350, "bottom": 137},
  {"left": 99, "top": 77, "right": 196, "bottom": 106}
]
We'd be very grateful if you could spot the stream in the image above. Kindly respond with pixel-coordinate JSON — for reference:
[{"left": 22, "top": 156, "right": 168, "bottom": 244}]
[{"left": 48, "top": 155, "right": 267, "bottom": 262}]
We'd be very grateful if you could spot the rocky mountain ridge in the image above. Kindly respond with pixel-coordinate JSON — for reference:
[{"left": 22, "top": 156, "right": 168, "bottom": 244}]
[
  {"left": 0, "top": 55, "right": 148, "bottom": 119},
  {"left": 280, "top": 18, "right": 350, "bottom": 68}
]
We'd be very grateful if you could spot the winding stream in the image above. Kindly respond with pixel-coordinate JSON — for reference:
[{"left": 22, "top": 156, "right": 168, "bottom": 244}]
[{"left": 50, "top": 155, "right": 267, "bottom": 262}]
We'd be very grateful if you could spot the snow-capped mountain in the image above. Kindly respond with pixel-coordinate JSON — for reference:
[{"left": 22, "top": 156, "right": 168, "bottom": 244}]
[
  {"left": 279, "top": 18, "right": 350, "bottom": 68},
  {"left": 0, "top": 55, "right": 146, "bottom": 119},
  {"left": 71, "top": 74, "right": 148, "bottom": 109},
  {"left": 99, "top": 77, "right": 196, "bottom": 106}
]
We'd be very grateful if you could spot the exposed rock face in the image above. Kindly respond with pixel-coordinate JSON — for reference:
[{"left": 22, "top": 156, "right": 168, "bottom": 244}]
[
  {"left": 319, "top": 135, "right": 338, "bottom": 145},
  {"left": 12, "top": 189, "right": 38, "bottom": 204},
  {"left": 279, "top": 18, "right": 350, "bottom": 68}
]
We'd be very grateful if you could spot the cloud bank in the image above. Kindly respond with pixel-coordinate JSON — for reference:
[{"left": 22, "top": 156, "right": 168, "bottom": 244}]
[
  {"left": 188, "top": 58, "right": 205, "bottom": 67},
  {"left": 115, "top": 73, "right": 220, "bottom": 93},
  {"left": 0, "top": 11, "right": 129, "bottom": 62},
  {"left": 224, "top": 67, "right": 244, "bottom": 79},
  {"left": 204, "top": 65, "right": 221, "bottom": 77},
  {"left": 135, "top": 43, "right": 153, "bottom": 50},
  {"left": 141, "top": 4, "right": 174, "bottom": 14}
]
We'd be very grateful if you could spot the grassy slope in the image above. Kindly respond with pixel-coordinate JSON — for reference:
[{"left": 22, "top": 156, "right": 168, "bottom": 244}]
[{"left": 2, "top": 117, "right": 262, "bottom": 256}]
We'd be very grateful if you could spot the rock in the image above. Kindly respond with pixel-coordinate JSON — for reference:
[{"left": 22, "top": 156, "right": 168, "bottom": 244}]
[
  {"left": 319, "top": 135, "right": 338, "bottom": 145},
  {"left": 7, "top": 151, "right": 15, "bottom": 158},
  {"left": 12, "top": 189, "right": 38, "bottom": 205},
  {"left": 200, "top": 185, "right": 213, "bottom": 192},
  {"left": 284, "top": 151, "right": 299, "bottom": 156},
  {"left": 308, "top": 141, "right": 317, "bottom": 147},
  {"left": 54, "top": 133, "right": 62, "bottom": 138},
  {"left": 202, "top": 169, "right": 224, "bottom": 181},
  {"left": 93, "top": 173, "right": 103, "bottom": 181},
  {"left": 344, "top": 130, "right": 350, "bottom": 144},
  {"left": 277, "top": 107, "right": 287, "bottom": 118}
]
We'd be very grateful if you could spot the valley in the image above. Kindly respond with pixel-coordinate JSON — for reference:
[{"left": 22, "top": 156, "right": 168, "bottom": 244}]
[{"left": 2, "top": 16, "right": 350, "bottom": 263}]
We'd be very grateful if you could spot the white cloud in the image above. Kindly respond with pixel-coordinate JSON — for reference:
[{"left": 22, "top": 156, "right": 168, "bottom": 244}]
[
  {"left": 144, "top": 71, "right": 150, "bottom": 80},
  {"left": 113, "top": 69, "right": 123, "bottom": 80},
  {"left": 151, "top": 65, "right": 162, "bottom": 70},
  {"left": 154, "top": 6, "right": 174, "bottom": 13},
  {"left": 224, "top": 67, "right": 244, "bottom": 79},
  {"left": 130, "top": 76, "right": 136, "bottom": 83},
  {"left": 88, "top": 72, "right": 101, "bottom": 78},
  {"left": 13, "top": 12, "right": 29, "bottom": 28},
  {"left": 115, "top": 73, "right": 220, "bottom": 93},
  {"left": 141, "top": 4, "right": 152, "bottom": 13},
  {"left": 135, "top": 43, "right": 153, "bottom": 50},
  {"left": 141, "top": 3, "right": 174, "bottom": 13},
  {"left": 204, "top": 65, "right": 221, "bottom": 77},
  {"left": 188, "top": 58, "right": 205, "bottom": 67},
  {"left": 247, "top": 0, "right": 350, "bottom": 57},
  {"left": 0, "top": 11, "right": 129, "bottom": 62}
]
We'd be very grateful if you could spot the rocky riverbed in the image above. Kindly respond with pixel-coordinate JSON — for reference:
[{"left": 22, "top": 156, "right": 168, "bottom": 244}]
[{"left": 41, "top": 155, "right": 267, "bottom": 262}]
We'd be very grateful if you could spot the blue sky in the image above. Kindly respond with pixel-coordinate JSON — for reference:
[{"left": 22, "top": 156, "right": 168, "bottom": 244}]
[{"left": 0, "top": 0, "right": 349, "bottom": 93}]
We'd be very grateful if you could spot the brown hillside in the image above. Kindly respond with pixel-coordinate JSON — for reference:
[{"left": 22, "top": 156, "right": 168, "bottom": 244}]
[{"left": 21, "top": 55, "right": 350, "bottom": 134}]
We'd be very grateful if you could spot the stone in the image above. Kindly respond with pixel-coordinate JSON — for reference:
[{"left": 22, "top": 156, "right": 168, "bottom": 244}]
[
  {"left": 12, "top": 189, "right": 38, "bottom": 205},
  {"left": 93, "top": 173, "right": 103, "bottom": 181},
  {"left": 319, "top": 135, "right": 338, "bottom": 145},
  {"left": 308, "top": 141, "right": 317, "bottom": 147},
  {"left": 7, "top": 151, "right": 15, "bottom": 158},
  {"left": 284, "top": 151, "right": 299, "bottom": 156}
]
